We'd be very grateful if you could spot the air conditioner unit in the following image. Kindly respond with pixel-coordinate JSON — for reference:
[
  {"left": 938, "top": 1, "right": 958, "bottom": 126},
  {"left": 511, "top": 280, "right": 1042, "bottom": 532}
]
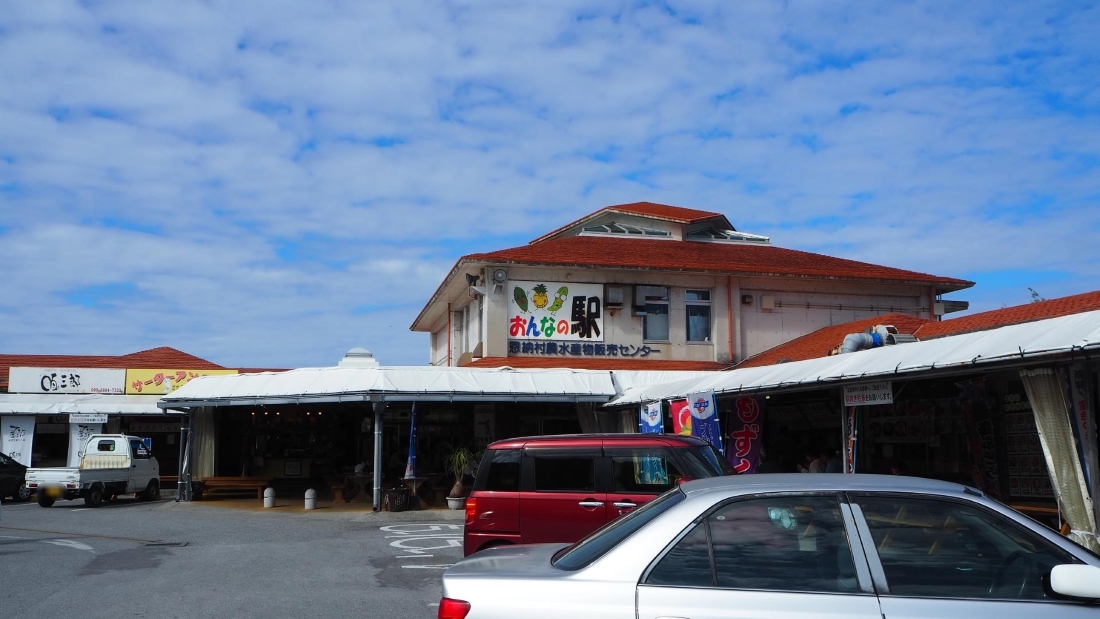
[{"left": 605, "top": 285, "right": 624, "bottom": 308}]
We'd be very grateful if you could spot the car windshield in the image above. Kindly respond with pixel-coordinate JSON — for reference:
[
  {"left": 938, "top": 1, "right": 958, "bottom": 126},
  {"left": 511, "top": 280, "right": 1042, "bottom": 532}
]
[
  {"left": 682, "top": 445, "right": 735, "bottom": 477},
  {"left": 552, "top": 487, "right": 685, "bottom": 571}
]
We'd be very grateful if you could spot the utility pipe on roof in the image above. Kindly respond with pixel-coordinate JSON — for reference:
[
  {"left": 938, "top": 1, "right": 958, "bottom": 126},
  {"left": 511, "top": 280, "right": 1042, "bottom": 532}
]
[{"left": 839, "top": 332, "right": 882, "bottom": 354}]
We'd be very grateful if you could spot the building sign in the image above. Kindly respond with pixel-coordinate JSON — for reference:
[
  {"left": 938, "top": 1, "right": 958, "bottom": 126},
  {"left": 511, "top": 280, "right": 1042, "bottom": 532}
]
[
  {"left": 508, "top": 280, "right": 604, "bottom": 342},
  {"left": 70, "top": 413, "right": 108, "bottom": 424},
  {"left": 1, "top": 415, "right": 35, "bottom": 466},
  {"left": 1067, "top": 364, "right": 1098, "bottom": 501},
  {"left": 727, "top": 397, "right": 762, "bottom": 474},
  {"left": 8, "top": 367, "right": 125, "bottom": 394},
  {"left": 843, "top": 381, "right": 893, "bottom": 406},
  {"left": 508, "top": 341, "right": 659, "bottom": 357},
  {"left": 125, "top": 369, "right": 237, "bottom": 394}
]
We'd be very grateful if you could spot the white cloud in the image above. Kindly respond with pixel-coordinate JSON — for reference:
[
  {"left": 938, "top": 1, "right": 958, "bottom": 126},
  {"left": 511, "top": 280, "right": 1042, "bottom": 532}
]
[{"left": 1, "top": 1, "right": 1098, "bottom": 366}]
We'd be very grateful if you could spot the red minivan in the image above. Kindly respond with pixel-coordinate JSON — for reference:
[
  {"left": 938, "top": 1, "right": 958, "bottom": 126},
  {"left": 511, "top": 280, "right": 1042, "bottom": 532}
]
[{"left": 463, "top": 434, "right": 733, "bottom": 556}]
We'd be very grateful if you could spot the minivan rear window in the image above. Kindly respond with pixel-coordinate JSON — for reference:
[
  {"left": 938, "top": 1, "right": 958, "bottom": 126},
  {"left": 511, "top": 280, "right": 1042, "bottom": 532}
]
[
  {"left": 553, "top": 488, "right": 685, "bottom": 571},
  {"left": 482, "top": 449, "right": 520, "bottom": 491}
]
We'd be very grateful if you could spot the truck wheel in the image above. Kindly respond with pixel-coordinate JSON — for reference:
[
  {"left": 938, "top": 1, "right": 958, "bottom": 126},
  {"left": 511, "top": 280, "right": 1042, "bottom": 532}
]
[
  {"left": 84, "top": 484, "right": 104, "bottom": 508},
  {"left": 14, "top": 484, "right": 33, "bottom": 502},
  {"left": 142, "top": 479, "right": 160, "bottom": 501},
  {"left": 37, "top": 494, "right": 55, "bottom": 508}
]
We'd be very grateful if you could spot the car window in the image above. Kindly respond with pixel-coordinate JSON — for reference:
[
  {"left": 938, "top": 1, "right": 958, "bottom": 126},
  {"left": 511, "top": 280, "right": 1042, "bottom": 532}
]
[
  {"left": 553, "top": 488, "right": 685, "bottom": 571},
  {"left": 645, "top": 495, "right": 859, "bottom": 593},
  {"left": 854, "top": 495, "right": 1077, "bottom": 601},
  {"left": 608, "top": 448, "right": 683, "bottom": 493},
  {"left": 97, "top": 440, "right": 116, "bottom": 452},
  {"left": 680, "top": 446, "right": 735, "bottom": 477},
  {"left": 481, "top": 449, "right": 520, "bottom": 491},
  {"left": 530, "top": 452, "right": 596, "bottom": 492},
  {"left": 130, "top": 440, "right": 151, "bottom": 459}
]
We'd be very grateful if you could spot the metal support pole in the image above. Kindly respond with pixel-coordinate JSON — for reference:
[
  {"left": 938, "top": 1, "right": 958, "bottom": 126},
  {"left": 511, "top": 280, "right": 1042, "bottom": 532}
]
[
  {"left": 372, "top": 400, "right": 384, "bottom": 511},
  {"left": 176, "top": 414, "right": 187, "bottom": 501},
  {"left": 184, "top": 409, "right": 195, "bottom": 501}
]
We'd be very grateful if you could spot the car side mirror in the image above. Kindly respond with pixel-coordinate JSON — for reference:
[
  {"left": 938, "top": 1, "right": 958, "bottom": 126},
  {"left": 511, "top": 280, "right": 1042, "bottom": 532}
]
[{"left": 1049, "top": 564, "right": 1100, "bottom": 601}]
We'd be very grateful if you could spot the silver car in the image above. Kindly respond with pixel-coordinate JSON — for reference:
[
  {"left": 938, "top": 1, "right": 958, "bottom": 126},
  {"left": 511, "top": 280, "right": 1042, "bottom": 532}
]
[{"left": 439, "top": 474, "right": 1100, "bottom": 619}]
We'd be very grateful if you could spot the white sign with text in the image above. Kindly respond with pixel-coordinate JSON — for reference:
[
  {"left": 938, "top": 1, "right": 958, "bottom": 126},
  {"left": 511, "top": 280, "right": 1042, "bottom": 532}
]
[
  {"left": 1, "top": 415, "right": 36, "bottom": 466},
  {"left": 843, "top": 382, "right": 894, "bottom": 406},
  {"left": 8, "top": 367, "right": 125, "bottom": 394}
]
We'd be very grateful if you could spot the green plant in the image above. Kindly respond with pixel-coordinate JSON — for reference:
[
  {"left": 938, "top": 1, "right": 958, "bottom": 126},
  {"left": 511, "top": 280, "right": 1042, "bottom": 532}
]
[{"left": 445, "top": 446, "right": 478, "bottom": 498}]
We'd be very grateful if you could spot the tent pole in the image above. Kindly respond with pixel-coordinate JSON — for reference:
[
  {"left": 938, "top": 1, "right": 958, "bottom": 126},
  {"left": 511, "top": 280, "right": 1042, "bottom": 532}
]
[
  {"left": 373, "top": 400, "right": 384, "bottom": 511},
  {"left": 176, "top": 414, "right": 187, "bottom": 501}
]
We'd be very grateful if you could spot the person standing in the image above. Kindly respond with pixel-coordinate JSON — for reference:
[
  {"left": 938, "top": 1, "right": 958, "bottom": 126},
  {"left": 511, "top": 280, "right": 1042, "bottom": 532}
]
[
  {"left": 808, "top": 450, "right": 827, "bottom": 473},
  {"left": 824, "top": 449, "right": 842, "bottom": 474}
]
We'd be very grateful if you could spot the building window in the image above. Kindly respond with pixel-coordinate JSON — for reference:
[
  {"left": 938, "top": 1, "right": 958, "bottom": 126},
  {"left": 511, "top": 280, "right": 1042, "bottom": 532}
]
[
  {"left": 686, "top": 290, "right": 711, "bottom": 342},
  {"left": 642, "top": 287, "right": 669, "bottom": 341}
]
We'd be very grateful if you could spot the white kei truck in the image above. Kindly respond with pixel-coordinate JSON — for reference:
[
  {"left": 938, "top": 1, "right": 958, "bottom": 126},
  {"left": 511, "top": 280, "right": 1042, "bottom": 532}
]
[{"left": 26, "top": 434, "right": 161, "bottom": 508}]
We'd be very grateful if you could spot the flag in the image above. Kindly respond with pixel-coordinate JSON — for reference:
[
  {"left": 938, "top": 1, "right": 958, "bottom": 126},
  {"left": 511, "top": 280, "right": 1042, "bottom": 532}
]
[
  {"left": 639, "top": 402, "right": 663, "bottom": 434},
  {"left": 404, "top": 403, "right": 417, "bottom": 480},
  {"left": 687, "top": 391, "right": 722, "bottom": 452},
  {"left": 670, "top": 399, "right": 692, "bottom": 436},
  {"left": 727, "top": 396, "right": 763, "bottom": 474}
]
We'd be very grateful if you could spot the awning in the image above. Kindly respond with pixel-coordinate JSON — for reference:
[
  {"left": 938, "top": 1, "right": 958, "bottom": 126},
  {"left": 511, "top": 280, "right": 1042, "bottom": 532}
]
[
  {"left": 608, "top": 309, "right": 1100, "bottom": 406},
  {"left": 0, "top": 393, "right": 173, "bottom": 416},
  {"left": 158, "top": 365, "right": 623, "bottom": 409}
]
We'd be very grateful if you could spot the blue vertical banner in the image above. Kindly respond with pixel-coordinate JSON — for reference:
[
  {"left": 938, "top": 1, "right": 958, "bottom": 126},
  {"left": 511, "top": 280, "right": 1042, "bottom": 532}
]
[
  {"left": 687, "top": 391, "right": 722, "bottom": 453},
  {"left": 639, "top": 402, "right": 663, "bottom": 434},
  {"left": 403, "top": 403, "right": 417, "bottom": 480}
]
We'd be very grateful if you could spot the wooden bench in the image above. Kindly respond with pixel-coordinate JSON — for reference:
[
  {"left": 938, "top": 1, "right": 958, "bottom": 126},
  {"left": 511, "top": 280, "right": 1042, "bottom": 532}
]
[{"left": 195, "top": 476, "right": 272, "bottom": 500}]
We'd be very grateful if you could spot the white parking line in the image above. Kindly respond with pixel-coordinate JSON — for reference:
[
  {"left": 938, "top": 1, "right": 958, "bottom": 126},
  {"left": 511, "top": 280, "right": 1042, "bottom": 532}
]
[
  {"left": 41, "top": 539, "right": 95, "bottom": 552},
  {"left": 396, "top": 554, "right": 434, "bottom": 558},
  {"left": 400, "top": 564, "right": 452, "bottom": 569}
]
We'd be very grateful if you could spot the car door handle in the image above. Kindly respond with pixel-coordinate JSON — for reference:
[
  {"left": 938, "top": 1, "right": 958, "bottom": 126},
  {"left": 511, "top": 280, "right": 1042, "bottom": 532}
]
[
  {"left": 578, "top": 501, "right": 604, "bottom": 508},
  {"left": 612, "top": 501, "right": 637, "bottom": 509}
]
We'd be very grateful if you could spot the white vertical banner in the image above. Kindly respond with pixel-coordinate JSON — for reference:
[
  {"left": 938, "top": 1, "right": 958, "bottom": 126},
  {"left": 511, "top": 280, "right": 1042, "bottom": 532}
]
[
  {"left": 2, "top": 415, "right": 36, "bottom": 467},
  {"left": 67, "top": 423, "right": 103, "bottom": 467}
]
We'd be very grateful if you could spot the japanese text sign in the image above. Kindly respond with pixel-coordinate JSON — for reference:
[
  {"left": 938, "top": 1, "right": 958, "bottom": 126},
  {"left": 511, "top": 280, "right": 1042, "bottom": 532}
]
[
  {"left": 8, "top": 367, "right": 125, "bottom": 394},
  {"left": 727, "top": 397, "right": 763, "bottom": 474},
  {"left": 508, "top": 281, "right": 604, "bottom": 342},
  {"left": 1, "top": 415, "right": 35, "bottom": 467},
  {"left": 687, "top": 391, "right": 722, "bottom": 452},
  {"left": 125, "top": 369, "right": 238, "bottom": 394},
  {"left": 843, "top": 381, "right": 893, "bottom": 406}
]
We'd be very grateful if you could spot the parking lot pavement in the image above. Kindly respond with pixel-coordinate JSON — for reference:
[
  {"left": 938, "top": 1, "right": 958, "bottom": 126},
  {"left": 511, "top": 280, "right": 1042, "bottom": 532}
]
[{"left": 0, "top": 497, "right": 465, "bottom": 619}]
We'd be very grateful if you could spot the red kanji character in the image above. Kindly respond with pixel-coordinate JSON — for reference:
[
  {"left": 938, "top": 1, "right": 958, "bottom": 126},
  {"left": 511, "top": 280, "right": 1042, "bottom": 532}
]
[
  {"left": 731, "top": 423, "right": 760, "bottom": 458},
  {"left": 736, "top": 397, "right": 759, "bottom": 424},
  {"left": 509, "top": 316, "right": 527, "bottom": 337},
  {"left": 733, "top": 459, "right": 752, "bottom": 474},
  {"left": 131, "top": 380, "right": 143, "bottom": 393}
]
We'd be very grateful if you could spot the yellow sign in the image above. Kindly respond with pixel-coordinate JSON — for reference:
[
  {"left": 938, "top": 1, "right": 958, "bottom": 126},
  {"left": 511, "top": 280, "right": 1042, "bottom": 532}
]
[{"left": 125, "top": 369, "right": 237, "bottom": 394}]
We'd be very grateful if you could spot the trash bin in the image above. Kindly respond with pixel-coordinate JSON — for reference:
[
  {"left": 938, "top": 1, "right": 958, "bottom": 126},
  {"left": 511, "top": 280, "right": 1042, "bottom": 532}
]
[{"left": 384, "top": 488, "right": 408, "bottom": 512}]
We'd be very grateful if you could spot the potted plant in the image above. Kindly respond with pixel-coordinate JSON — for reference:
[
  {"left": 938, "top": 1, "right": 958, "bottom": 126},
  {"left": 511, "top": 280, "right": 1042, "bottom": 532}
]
[{"left": 445, "top": 446, "right": 477, "bottom": 510}]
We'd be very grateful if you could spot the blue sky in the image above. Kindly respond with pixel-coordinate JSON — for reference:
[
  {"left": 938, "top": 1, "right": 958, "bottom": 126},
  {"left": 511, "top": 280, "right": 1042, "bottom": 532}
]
[{"left": 1, "top": 1, "right": 1098, "bottom": 368}]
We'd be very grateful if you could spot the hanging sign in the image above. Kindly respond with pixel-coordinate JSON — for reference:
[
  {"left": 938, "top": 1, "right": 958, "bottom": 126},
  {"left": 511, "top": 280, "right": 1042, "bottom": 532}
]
[
  {"left": 639, "top": 402, "right": 663, "bottom": 434},
  {"left": 70, "top": 414, "right": 108, "bottom": 424},
  {"left": 843, "top": 382, "right": 893, "bottom": 406},
  {"left": 1, "top": 415, "right": 36, "bottom": 467},
  {"left": 507, "top": 281, "right": 604, "bottom": 342},
  {"left": 670, "top": 399, "right": 691, "bottom": 436},
  {"left": 67, "top": 423, "right": 102, "bottom": 467},
  {"left": 8, "top": 367, "right": 125, "bottom": 394},
  {"left": 125, "top": 369, "right": 237, "bottom": 394},
  {"left": 687, "top": 391, "right": 722, "bottom": 452},
  {"left": 727, "top": 397, "right": 763, "bottom": 474}
]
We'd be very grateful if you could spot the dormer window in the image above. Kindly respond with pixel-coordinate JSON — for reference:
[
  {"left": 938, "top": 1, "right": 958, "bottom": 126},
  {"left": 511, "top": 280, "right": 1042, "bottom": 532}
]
[
  {"left": 687, "top": 228, "right": 770, "bottom": 244},
  {"left": 580, "top": 222, "right": 671, "bottom": 238}
]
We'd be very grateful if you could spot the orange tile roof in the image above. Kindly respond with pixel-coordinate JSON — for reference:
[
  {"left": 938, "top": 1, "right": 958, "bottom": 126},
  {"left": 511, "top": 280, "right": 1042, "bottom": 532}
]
[
  {"left": 469, "top": 236, "right": 972, "bottom": 289},
  {"left": 0, "top": 347, "right": 224, "bottom": 392},
  {"left": 531, "top": 202, "right": 725, "bottom": 244},
  {"left": 914, "top": 289, "right": 1100, "bottom": 340},
  {"left": 735, "top": 289, "right": 1100, "bottom": 369},
  {"left": 466, "top": 356, "right": 732, "bottom": 371},
  {"left": 735, "top": 313, "right": 932, "bottom": 369}
]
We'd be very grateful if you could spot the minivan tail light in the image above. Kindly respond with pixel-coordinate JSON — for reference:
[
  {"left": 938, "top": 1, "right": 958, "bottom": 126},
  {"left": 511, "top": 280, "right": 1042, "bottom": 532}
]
[
  {"left": 438, "top": 598, "right": 471, "bottom": 619},
  {"left": 464, "top": 497, "right": 477, "bottom": 525}
]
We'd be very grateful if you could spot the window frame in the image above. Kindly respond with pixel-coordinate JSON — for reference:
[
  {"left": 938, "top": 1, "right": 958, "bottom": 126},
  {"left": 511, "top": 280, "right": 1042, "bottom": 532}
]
[
  {"left": 641, "top": 286, "right": 670, "bottom": 342},
  {"left": 521, "top": 447, "right": 601, "bottom": 493},
  {"left": 640, "top": 491, "right": 875, "bottom": 596},
  {"left": 847, "top": 492, "right": 1085, "bottom": 602},
  {"left": 685, "top": 289, "right": 712, "bottom": 343}
]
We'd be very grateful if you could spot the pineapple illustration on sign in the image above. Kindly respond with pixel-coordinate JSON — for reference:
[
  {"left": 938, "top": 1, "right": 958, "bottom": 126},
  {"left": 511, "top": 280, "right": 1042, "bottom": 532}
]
[{"left": 532, "top": 284, "right": 550, "bottom": 309}]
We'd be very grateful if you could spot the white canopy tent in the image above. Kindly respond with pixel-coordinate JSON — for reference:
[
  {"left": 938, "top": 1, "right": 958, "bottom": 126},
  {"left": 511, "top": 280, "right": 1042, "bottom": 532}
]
[
  {"left": 608, "top": 309, "right": 1100, "bottom": 406},
  {"left": 0, "top": 393, "right": 170, "bottom": 415}
]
